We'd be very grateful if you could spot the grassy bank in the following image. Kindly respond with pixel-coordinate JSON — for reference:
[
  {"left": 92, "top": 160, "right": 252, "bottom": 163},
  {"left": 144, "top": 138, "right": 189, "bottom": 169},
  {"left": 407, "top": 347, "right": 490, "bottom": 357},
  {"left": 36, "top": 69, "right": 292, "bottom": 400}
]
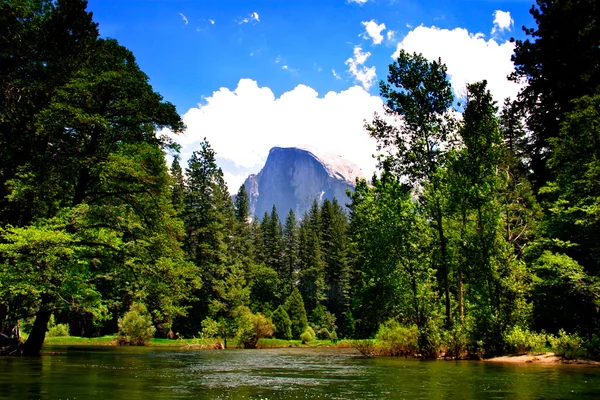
[{"left": 42, "top": 336, "right": 352, "bottom": 349}]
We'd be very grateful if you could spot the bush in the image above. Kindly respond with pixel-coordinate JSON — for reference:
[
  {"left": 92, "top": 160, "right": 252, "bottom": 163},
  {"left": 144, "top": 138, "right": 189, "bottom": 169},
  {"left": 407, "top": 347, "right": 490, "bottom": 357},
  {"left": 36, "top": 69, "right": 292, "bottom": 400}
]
[
  {"left": 584, "top": 335, "right": 600, "bottom": 360},
  {"left": 504, "top": 326, "right": 547, "bottom": 355},
  {"left": 549, "top": 329, "right": 583, "bottom": 359},
  {"left": 352, "top": 339, "right": 376, "bottom": 357},
  {"left": 117, "top": 302, "right": 156, "bottom": 346},
  {"left": 47, "top": 315, "right": 70, "bottom": 338},
  {"left": 200, "top": 317, "right": 221, "bottom": 339},
  {"left": 300, "top": 326, "right": 316, "bottom": 344},
  {"left": 272, "top": 305, "right": 292, "bottom": 340},
  {"left": 375, "top": 320, "right": 418, "bottom": 356},
  {"left": 233, "top": 306, "right": 274, "bottom": 348},
  {"left": 442, "top": 324, "right": 469, "bottom": 359}
]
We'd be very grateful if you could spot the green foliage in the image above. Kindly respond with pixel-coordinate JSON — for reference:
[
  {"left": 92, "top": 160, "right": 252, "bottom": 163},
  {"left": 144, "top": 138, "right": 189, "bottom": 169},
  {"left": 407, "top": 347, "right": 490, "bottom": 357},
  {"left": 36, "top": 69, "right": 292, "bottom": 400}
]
[
  {"left": 284, "top": 288, "right": 308, "bottom": 339},
  {"left": 375, "top": 320, "right": 419, "bottom": 357},
  {"left": 531, "top": 251, "right": 600, "bottom": 336},
  {"left": 233, "top": 306, "right": 274, "bottom": 349},
  {"left": 200, "top": 317, "right": 221, "bottom": 339},
  {"left": 504, "top": 327, "right": 547, "bottom": 355},
  {"left": 548, "top": 330, "right": 584, "bottom": 360},
  {"left": 511, "top": 0, "right": 600, "bottom": 186},
  {"left": 300, "top": 326, "right": 316, "bottom": 344},
  {"left": 271, "top": 305, "right": 292, "bottom": 340},
  {"left": 46, "top": 315, "right": 70, "bottom": 338},
  {"left": 117, "top": 303, "right": 156, "bottom": 346}
]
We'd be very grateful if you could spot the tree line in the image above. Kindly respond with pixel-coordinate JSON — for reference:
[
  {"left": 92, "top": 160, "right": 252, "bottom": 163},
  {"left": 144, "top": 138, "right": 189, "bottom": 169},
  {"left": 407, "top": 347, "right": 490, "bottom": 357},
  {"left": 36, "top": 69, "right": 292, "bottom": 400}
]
[{"left": 1, "top": 0, "right": 599, "bottom": 358}]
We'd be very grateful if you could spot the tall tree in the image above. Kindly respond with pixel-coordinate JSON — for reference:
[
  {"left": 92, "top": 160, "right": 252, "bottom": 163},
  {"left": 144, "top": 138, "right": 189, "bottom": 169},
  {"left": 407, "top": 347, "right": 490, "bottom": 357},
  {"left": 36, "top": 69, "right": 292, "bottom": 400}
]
[
  {"left": 281, "top": 209, "right": 299, "bottom": 295},
  {"left": 298, "top": 200, "right": 326, "bottom": 313},
  {"left": 321, "top": 199, "right": 351, "bottom": 325},
  {"left": 367, "top": 50, "right": 455, "bottom": 327},
  {"left": 0, "top": 2, "right": 196, "bottom": 353},
  {"left": 234, "top": 184, "right": 249, "bottom": 223},
  {"left": 511, "top": 0, "right": 600, "bottom": 188}
]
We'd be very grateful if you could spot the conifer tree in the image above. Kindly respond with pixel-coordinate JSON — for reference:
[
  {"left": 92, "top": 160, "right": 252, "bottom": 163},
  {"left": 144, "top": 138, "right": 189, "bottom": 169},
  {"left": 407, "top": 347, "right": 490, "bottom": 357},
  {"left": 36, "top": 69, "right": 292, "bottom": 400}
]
[
  {"left": 284, "top": 288, "right": 308, "bottom": 339},
  {"left": 282, "top": 209, "right": 299, "bottom": 295},
  {"left": 234, "top": 184, "right": 250, "bottom": 223},
  {"left": 321, "top": 199, "right": 350, "bottom": 323},
  {"left": 298, "top": 200, "right": 326, "bottom": 313}
]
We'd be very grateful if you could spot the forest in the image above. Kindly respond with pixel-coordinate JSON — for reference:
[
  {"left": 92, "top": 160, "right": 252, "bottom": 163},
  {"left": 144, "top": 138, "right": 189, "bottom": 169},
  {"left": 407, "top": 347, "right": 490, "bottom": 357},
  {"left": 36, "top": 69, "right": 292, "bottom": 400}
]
[{"left": 0, "top": 0, "right": 599, "bottom": 359}]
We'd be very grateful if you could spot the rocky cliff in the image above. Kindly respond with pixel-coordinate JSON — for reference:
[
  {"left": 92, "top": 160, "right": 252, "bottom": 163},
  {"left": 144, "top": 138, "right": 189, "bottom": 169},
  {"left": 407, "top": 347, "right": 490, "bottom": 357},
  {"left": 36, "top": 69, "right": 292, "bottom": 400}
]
[{"left": 243, "top": 146, "right": 365, "bottom": 220}]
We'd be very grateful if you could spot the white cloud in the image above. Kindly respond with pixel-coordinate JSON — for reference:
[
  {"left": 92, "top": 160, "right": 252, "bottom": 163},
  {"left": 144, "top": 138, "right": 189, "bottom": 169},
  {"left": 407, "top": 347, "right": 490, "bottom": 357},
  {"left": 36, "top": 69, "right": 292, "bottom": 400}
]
[
  {"left": 387, "top": 30, "right": 396, "bottom": 41},
  {"left": 179, "top": 13, "right": 188, "bottom": 25},
  {"left": 209, "top": 19, "right": 215, "bottom": 25},
  {"left": 393, "top": 25, "right": 523, "bottom": 104},
  {"left": 346, "top": 46, "right": 377, "bottom": 90},
  {"left": 361, "top": 20, "right": 386, "bottom": 45},
  {"left": 332, "top": 69, "right": 342, "bottom": 80},
  {"left": 239, "top": 12, "right": 260, "bottom": 24},
  {"left": 492, "top": 10, "right": 513, "bottom": 35},
  {"left": 347, "top": 0, "right": 369, "bottom": 5},
  {"left": 167, "top": 79, "right": 383, "bottom": 192},
  {"left": 275, "top": 55, "right": 282, "bottom": 64}
]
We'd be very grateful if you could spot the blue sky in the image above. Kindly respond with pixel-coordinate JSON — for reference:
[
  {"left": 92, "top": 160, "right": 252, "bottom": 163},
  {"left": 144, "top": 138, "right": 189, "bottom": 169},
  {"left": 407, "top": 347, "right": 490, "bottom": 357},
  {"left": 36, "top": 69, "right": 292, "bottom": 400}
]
[{"left": 87, "top": 0, "right": 536, "bottom": 191}]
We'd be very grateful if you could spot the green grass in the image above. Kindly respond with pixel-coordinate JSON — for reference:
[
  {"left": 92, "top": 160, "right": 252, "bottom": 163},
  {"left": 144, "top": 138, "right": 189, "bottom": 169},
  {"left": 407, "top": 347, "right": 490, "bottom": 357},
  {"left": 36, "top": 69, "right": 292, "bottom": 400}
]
[
  {"left": 42, "top": 335, "right": 352, "bottom": 348},
  {"left": 44, "top": 335, "right": 118, "bottom": 346}
]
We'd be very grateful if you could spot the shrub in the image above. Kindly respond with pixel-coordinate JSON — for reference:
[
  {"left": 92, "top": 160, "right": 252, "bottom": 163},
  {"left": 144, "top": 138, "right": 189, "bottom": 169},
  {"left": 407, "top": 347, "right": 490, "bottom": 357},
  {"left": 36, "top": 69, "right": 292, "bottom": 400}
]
[
  {"left": 272, "top": 305, "right": 292, "bottom": 340},
  {"left": 316, "top": 328, "right": 331, "bottom": 340},
  {"left": 300, "top": 326, "right": 316, "bottom": 344},
  {"left": 584, "top": 335, "right": 600, "bottom": 360},
  {"left": 47, "top": 315, "right": 70, "bottom": 338},
  {"left": 233, "top": 306, "right": 274, "bottom": 348},
  {"left": 200, "top": 317, "right": 221, "bottom": 339},
  {"left": 352, "top": 339, "right": 376, "bottom": 357},
  {"left": 117, "top": 302, "right": 156, "bottom": 346},
  {"left": 504, "top": 326, "right": 547, "bottom": 355},
  {"left": 375, "top": 320, "right": 419, "bottom": 357},
  {"left": 549, "top": 329, "right": 583, "bottom": 359},
  {"left": 443, "top": 324, "right": 469, "bottom": 359}
]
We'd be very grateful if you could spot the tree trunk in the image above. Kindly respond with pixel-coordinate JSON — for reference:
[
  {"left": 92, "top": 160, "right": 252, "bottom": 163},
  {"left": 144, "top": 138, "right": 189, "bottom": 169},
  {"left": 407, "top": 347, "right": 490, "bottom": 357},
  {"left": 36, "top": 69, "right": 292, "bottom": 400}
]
[
  {"left": 458, "top": 270, "right": 464, "bottom": 325},
  {"left": 22, "top": 309, "right": 52, "bottom": 357}
]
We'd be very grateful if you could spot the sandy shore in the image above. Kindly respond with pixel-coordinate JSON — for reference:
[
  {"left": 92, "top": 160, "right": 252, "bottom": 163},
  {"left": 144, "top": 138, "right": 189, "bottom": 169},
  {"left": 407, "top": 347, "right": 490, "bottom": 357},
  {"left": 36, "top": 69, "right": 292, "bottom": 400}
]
[{"left": 486, "top": 352, "right": 600, "bottom": 366}]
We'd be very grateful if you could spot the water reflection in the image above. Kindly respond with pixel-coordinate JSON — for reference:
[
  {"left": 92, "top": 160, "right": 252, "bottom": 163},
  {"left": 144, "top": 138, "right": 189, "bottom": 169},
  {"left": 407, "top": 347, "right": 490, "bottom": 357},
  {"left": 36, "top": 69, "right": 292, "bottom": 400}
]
[{"left": 0, "top": 346, "right": 599, "bottom": 399}]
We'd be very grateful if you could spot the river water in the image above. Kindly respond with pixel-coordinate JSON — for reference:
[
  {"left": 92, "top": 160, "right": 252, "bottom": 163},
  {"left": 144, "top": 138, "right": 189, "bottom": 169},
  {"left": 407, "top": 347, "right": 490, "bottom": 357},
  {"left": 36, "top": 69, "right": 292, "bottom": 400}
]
[{"left": 1, "top": 346, "right": 599, "bottom": 399}]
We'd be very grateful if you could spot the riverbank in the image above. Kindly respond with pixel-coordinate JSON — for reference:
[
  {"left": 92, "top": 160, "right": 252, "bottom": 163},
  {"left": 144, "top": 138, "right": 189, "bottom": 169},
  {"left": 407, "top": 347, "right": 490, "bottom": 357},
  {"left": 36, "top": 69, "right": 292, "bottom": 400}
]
[
  {"left": 42, "top": 336, "right": 353, "bottom": 349},
  {"left": 486, "top": 352, "right": 600, "bottom": 366}
]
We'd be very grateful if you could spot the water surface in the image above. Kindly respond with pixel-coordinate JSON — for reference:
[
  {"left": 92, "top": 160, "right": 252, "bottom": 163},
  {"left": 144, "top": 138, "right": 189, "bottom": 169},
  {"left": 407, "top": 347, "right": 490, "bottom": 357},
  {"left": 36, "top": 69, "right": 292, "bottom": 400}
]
[{"left": 1, "top": 346, "right": 599, "bottom": 399}]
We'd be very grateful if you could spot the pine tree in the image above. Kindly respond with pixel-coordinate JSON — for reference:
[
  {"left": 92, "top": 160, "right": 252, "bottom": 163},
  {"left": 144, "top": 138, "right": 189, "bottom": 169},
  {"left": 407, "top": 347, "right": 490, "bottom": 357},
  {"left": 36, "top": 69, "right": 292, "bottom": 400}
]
[
  {"left": 284, "top": 288, "right": 308, "bottom": 339},
  {"left": 298, "top": 200, "right": 326, "bottom": 313},
  {"left": 321, "top": 199, "right": 350, "bottom": 324},
  {"left": 272, "top": 305, "right": 292, "bottom": 340},
  {"left": 234, "top": 184, "right": 249, "bottom": 223},
  {"left": 282, "top": 209, "right": 299, "bottom": 295},
  {"left": 170, "top": 154, "right": 185, "bottom": 214}
]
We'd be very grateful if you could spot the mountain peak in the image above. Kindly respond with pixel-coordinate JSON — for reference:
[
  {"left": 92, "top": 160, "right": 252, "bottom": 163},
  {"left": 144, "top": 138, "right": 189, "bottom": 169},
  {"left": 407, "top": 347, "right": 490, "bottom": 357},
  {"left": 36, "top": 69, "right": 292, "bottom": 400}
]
[{"left": 244, "top": 146, "right": 364, "bottom": 219}]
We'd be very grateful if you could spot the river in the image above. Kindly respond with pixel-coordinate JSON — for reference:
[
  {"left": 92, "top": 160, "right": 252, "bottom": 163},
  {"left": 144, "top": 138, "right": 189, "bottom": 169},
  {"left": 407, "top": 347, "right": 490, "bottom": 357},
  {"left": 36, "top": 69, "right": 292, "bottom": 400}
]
[{"left": 1, "top": 346, "right": 599, "bottom": 399}]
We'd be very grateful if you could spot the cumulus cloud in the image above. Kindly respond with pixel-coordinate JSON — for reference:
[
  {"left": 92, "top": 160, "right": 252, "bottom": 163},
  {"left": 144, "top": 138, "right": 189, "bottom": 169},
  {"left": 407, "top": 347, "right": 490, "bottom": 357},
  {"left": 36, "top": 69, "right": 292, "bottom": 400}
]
[
  {"left": 346, "top": 46, "right": 377, "bottom": 90},
  {"left": 209, "top": 19, "right": 215, "bottom": 25},
  {"left": 239, "top": 12, "right": 260, "bottom": 24},
  {"left": 179, "top": 13, "right": 188, "bottom": 25},
  {"left": 347, "top": 0, "right": 369, "bottom": 5},
  {"left": 393, "top": 25, "right": 523, "bottom": 104},
  {"left": 492, "top": 10, "right": 514, "bottom": 35},
  {"left": 387, "top": 30, "right": 396, "bottom": 42},
  {"left": 362, "top": 20, "right": 386, "bottom": 45},
  {"left": 167, "top": 79, "right": 383, "bottom": 192},
  {"left": 332, "top": 69, "right": 342, "bottom": 80}
]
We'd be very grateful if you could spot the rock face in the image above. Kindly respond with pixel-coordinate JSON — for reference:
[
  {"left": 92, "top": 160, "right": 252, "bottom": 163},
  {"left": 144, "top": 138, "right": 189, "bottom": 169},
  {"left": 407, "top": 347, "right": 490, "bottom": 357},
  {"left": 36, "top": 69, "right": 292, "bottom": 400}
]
[{"left": 243, "top": 146, "right": 365, "bottom": 220}]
